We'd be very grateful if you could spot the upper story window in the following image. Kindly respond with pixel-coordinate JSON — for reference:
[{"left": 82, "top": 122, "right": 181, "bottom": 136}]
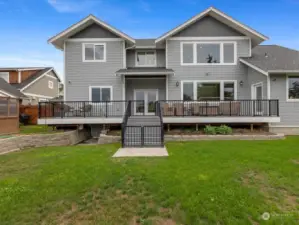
[
  {"left": 136, "top": 51, "right": 156, "bottom": 67},
  {"left": 287, "top": 76, "right": 299, "bottom": 101},
  {"left": 83, "top": 43, "right": 106, "bottom": 62},
  {"left": 48, "top": 81, "right": 54, "bottom": 89},
  {"left": 0, "top": 72, "right": 9, "bottom": 83},
  {"left": 181, "top": 42, "right": 236, "bottom": 65}
]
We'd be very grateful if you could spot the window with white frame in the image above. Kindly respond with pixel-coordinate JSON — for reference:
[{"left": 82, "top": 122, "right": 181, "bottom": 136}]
[
  {"left": 83, "top": 43, "right": 106, "bottom": 62},
  {"left": 136, "top": 51, "right": 156, "bottom": 66},
  {"left": 287, "top": 76, "right": 299, "bottom": 100},
  {"left": 182, "top": 81, "right": 236, "bottom": 100},
  {"left": 48, "top": 81, "right": 53, "bottom": 89},
  {"left": 0, "top": 72, "right": 9, "bottom": 83},
  {"left": 89, "top": 86, "right": 112, "bottom": 102},
  {"left": 181, "top": 42, "right": 236, "bottom": 65}
]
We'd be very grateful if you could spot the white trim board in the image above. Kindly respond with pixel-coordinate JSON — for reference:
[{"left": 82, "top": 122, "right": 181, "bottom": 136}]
[
  {"left": 116, "top": 72, "right": 174, "bottom": 75},
  {"left": 168, "top": 36, "right": 249, "bottom": 41},
  {"left": 0, "top": 90, "right": 17, "bottom": 98},
  {"left": 163, "top": 117, "right": 280, "bottom": 124},
  {"left": 48, "top": 15, "right": 135, "bottom": 47},
  {"left": 67, "top": 38, "right": 123, "bottom": 42},
  {"left": 20, "top": 68, "right": 54, "bottom": 91},
  {"left": 155, "top": 7, "right": 268, "bottom": 43},
  {"left": 38, "top": 118, "right": 123, "bottom": 125},
  {"left": 239, "top": 59, "right": 268, "bottom": 76},
  {"left": 22, "top": 92, "right": 54, "bottom": 99}
]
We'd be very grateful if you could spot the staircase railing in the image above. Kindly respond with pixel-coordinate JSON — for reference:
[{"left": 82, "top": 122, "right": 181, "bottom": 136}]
[
  {"left": 155, "top": 101, "right": 164, "bottom": 147},
  {"left": 121, "top": 101, "right": 131, "bottom": 147}
]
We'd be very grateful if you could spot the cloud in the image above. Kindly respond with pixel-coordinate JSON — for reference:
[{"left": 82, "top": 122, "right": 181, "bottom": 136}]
[
  {"left": 47, "top": 0, "right": 99, "bottom": 13},
  {"left": 139, "top": 0, "right": 151, "bottom": 12}
]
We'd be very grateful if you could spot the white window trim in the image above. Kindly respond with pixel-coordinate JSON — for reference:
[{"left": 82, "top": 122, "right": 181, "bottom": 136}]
[
  {"left": 89, "top": 86, "right": 113, "bottom": 102},
  {"left": 82, "top": 43, "right": 106, "bottom": 62},
  {"left": 251, "top": 82, "right": 263, "bottom": 100},
  {"left": 180, "top": 41, "right": 237, "bottom": 66},
  {"left": 0, "top": 72, "right": 9, "bottom": 83},
  {"left": 135, "top": 50, "right": 157, "bottom": 67},
  {"left": 181, "top": 80, "right": 237, "bottom": 101},
  {"left": 48, "top": 80, "right": 54, "bottom": 89},
  {"left": 286, "top": 74, "right": 299, "bottom": 102}
]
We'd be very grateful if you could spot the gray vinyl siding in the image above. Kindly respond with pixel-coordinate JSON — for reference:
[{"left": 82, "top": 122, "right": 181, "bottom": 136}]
[
  {"left": 65, "top": 40, "right": 124, "bottom": 101},
  {"left": 126, "top": 49, "right": 166, "bottom": 68},
  {"left": 270, "top": 74, "right": 299, "bottom": 126},
  {"left": 247, "top": 67, "right": 268, "bottom": 99},
  {"left": 167, "top": 39, "right": 250, "bottom": 100},
  {"left": 70, "top": 23, "right": 119, "bottom": 39},
  {"left": 125, "top": 78, "right": 166, "bottom": 101},
  {"left": 174, "top": 16, "right": 244, "bottom": 37},
  {"left": 23, "top": 73, "right": 59, "bottom": 98}
]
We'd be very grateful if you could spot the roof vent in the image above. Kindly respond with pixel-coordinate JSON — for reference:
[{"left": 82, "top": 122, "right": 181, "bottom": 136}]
[{"left": 265, "top": 53, "right": 268, "bottom": 58}]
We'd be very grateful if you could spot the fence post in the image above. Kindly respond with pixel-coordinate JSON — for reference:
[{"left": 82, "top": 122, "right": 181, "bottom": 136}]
[
  {"left": 205, "top": 101, "right": 208, "bottom": 116},
  {"left": 121, "top": 123, "right": 125, "bottom": 147},
  {"left": 38, "top": 103, "right": 41, "bottom": 118},
  {"left": 253, "top": 100, "right": 256, "bottom": 116},
  {"left": 269, "top": 100, "right": 271, "bottom": 116},
  {"left": 276, "top": 100, "right": 279, "bottom": 116},
  {"left": 105, "top": 101, "right": 108, "bottom": 118},
  {"left": 229, "top": 100, "right": 232, "bottom": 116},
  {"left": 141, "top": 126, "right": 144, "bottom": 147}
]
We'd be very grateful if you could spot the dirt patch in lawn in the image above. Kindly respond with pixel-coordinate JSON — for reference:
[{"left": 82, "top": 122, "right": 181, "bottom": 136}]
[
  {"left": 242, "top": 171, "right": 299, "bottom": 211},
  {"left": 291, "top": 159, "right": 299, "bottom": 165},
  {"left": 41, "top": 177, "right": 184, "bottom": 225}
]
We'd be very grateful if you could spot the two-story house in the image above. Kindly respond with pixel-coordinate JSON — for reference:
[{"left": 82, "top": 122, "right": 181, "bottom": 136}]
[
  {"left": 0, "top": 67, "right": 62, "bottom": 104},
  {"left": 40, "top": 7, "right": 299, "bottom": 146}
]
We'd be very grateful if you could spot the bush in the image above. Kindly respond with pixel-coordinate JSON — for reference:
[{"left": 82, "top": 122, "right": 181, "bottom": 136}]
[
  {"left": 204, "top": 125, "right": 233, "bottom": 135},
  {"left": 216, "top": 125, "right": 233, "bottom": 135},
  {"left": 204, "top": 125, "right": 217, "bottom": 135}
]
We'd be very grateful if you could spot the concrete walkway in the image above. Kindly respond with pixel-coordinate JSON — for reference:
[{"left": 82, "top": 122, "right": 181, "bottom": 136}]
[{"left": 113, "top": 147, "right": 168, "bottom": 157}]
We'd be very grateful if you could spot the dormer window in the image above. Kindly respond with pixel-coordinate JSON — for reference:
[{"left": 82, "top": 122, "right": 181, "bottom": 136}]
[{"left": 136, "top": 51, "right": 156, "bottom": 67}]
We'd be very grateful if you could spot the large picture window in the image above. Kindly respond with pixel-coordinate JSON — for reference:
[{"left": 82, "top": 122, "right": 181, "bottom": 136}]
[
  {"left": 288, "top": 76, "right": 299, "bottom": 100},
  {"left": 181, "top": 42, "right": 236, "bottom": 65},
  {"left": 182, "top": 81, "right": 236, "bottom": 101},
  {"left": 83, "top": 43, "right": 106, "bottom": 62},
  {"left": 89, "top": 86, "right": 112, "bottom": 101}
]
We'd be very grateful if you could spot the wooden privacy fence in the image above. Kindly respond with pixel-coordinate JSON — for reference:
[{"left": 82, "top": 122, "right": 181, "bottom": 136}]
[
  {"left": 0, "top": 97, "right": 19, "bottom": 135},
  {"left": 20, "top": 105, "right": 39, "bottom": 125}
]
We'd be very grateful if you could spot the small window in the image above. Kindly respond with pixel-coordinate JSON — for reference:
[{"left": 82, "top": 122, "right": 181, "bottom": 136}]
[
  {"left": 288, "top": 76, "right": 299, "bottom": 100},
  {"left": 182, "top": 43, "right": 194, "bottom": 64},
  {"left": 136, "top": 51, "right": 156, "bottom": 66},
  {"left": 48, "top": 81, "right": 53, "bottom": 89},
  {"left": 224, "top": 82, "right": 235, "bottom": 100},
  {"left": 90, "top": 86, "right": 112, "bottom": 102},
  {"left": 0, "top": 72, "right": 9, "bottom": 83},
  {"left": 183, "top": 82, "right": 194, "bottom": 100},
  {"left": 197, "top": 43, "right": 220, "bottom": 64},
  {"left": 223, "top": 43, "right": 235, "bottom": 63},
  {"left": 83, "top": 43, "right": 106, "bottom": 62}
]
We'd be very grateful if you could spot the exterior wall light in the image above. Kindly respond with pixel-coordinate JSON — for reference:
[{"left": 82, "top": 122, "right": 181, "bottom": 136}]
[
  {"left": 176, "top": 81, "right": 180, "bottom": 87},
  {"left": 239, "top": 80, "right": 244, "bottom": 86}
]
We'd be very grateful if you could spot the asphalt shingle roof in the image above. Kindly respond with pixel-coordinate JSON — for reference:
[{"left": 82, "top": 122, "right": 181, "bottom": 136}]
[
  {"left": 241, "top": 45, "right": 299, "bottom": 72},
  {"left": 0, "top": 78, "right": 26, "bottom": 98}
]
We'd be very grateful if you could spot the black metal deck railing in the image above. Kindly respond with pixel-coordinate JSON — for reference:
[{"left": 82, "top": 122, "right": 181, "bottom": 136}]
[
  {"left": 159, "top": 100, "right": 279, "bottom": 117},
  {"left": 39, "top": 99, "right": 279, "bottom": 119}
]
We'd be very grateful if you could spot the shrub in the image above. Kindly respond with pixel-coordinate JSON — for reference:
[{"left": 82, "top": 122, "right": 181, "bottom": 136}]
[
  {"left": 204, "top": 125, "right": 216, "bottom": 135},
  {"left": 216, "top": 125, "right": 233, "bottom": 135}
]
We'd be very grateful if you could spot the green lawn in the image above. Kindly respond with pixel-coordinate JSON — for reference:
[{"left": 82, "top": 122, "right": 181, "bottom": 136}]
[
  {"left": 0, "top": 138, "right": 299, "bottom": 224},
  {"left": 20, "top": 125, "right": 60, "bottom": 134}
]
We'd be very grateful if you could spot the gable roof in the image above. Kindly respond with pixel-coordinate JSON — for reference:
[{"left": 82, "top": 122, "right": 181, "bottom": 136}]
[
  {"left": 155, "top": 7, "right": 268, "bottom": 46},
  {"left": 0, "top": 67, "right": 47, "bottom": 71},
  {"left": 240, "top": 45, "right": 299, "bottom": 75},
  {"left": 0, "top": 78, "right": 26, "bottom": 98},
  {"left": 11, "top": 67, "right": 60, "bottom": 90},
  {"left": 49, "top": 14, "right": 135, "bottom": 50}
]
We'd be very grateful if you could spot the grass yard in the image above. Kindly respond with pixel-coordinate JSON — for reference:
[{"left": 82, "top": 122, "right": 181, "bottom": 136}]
[
  {"left": 19, "top": 125, "right": 60, "bottom": 134},
  {"left": 0, "top": 138, "right": 299, "bottom": 224}
]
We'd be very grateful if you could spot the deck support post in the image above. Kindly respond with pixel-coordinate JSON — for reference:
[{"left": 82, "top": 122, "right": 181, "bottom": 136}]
[
  {"left": 167, "top": 124, "right": 170, "bottom": 132},
  {"left": 195, "top": 124, "right": 198, "bottom": 131},
  {"left": 250, "top": 124, "right": 254, "bottom": 132}
]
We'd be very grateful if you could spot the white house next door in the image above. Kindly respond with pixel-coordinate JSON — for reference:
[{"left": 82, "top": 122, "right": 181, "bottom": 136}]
[{"left": 134, "top": 89, "right": 158, "bottom": 115}]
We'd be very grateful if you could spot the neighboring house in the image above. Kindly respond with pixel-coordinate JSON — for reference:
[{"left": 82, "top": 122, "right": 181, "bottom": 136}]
[
  {"left": 0, "top": 67, "right": 62, "bottom": 104},
  {"left": 0, "top": 78, "right": 26, "bottom": 99},
  {"left": 40, "top": 6, "right": 299, "bottom": 139}
]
